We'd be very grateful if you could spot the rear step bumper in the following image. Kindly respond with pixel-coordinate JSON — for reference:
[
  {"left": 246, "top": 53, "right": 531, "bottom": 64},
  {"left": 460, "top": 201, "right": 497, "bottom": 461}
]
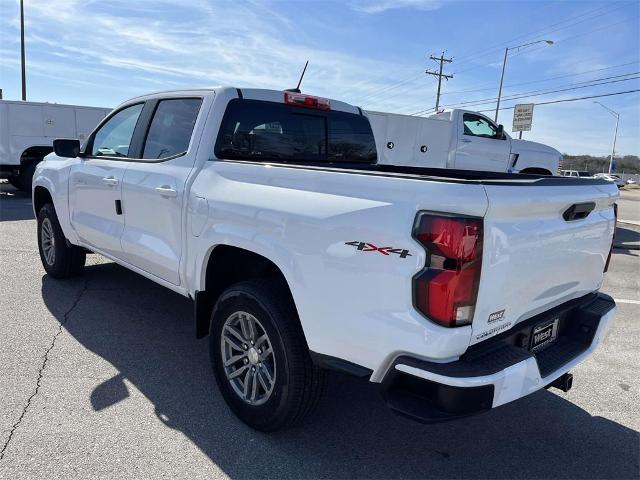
[{"left": 381, "top": 293, "right": 616, "bottom": 423}]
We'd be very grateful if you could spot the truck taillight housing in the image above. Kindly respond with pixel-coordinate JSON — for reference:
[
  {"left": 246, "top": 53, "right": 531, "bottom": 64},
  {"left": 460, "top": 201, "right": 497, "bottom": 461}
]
[
  {"left": 413, "top": 213, "right": 483, "bottom": 327},
  {"left": 284, "top": 92, "right": 331, "bottom": 110}
]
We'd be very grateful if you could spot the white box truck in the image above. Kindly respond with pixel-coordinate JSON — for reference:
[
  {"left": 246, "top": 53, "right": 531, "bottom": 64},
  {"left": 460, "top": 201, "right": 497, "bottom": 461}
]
[
  {"left": 366, "top": 109, "right": 561, "bottom": 175},
  {"left": 0, "top": 100, "right": 110, "bottom": 190}
]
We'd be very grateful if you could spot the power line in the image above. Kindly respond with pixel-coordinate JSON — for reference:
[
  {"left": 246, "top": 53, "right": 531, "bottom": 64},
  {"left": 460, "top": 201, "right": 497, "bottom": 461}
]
[
  {"left": 425, "top": 52, "right": 453, "bottom": 111},
  {"left": 452, "top": 1, "right": 630, "bottom": 71},
  {"left": 452, "top": 9, "right": 638, "bottom": 78},
  {"left": 357, "top": 2, "right": 636, "bottom": 109},
  {"left": 356, "top": 2, "right": 637, "bottom": 110},
  {"left": 386, "top": 59, "right": 639, "bottom": 113},
  {"left": 410, "top": 74, "right": 640, "bottom": 115},
  {"left": 475, "top": 89, "right": 640, "bottom": 113},
  {"left": 452, "top": 2, "right": 614, "bottom": 64},
  {"left": 441, "top": 61, "right": 639, "bottom": 97},
  {"left": 357, "top": 72, "right": 424, "bottom": 103},
  {"left": 435, "top": 73, "right": 639, "bottom": 111}
]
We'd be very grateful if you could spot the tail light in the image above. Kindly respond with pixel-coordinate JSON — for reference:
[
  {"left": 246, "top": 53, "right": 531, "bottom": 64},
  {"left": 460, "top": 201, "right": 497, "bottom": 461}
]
[
  {"left": 604, "top": 203, "right": 617, "bottom": 272},
  {"left": 284, "top": 92, "right": 331, "bottom": 110},
  {"left": 413, "top": 213, "right": 483, "bottom": 327}
]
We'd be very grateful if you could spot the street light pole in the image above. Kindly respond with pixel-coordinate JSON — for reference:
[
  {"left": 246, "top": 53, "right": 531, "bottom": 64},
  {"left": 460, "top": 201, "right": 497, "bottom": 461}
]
[
  {"left": 20, "top": 0, "right": 26, "bottom": 101},
  {"left": 594, "top": 101, "right": 620, "bottom": 174},
  {"left": 494, "top": 39, "right": 553, "bottom": 123},
  {"left": 611, "top": 115, "right": 619, "bottom": 175},
  {"left": 494, "top": 48, "right": 508, "bottom": 122}
]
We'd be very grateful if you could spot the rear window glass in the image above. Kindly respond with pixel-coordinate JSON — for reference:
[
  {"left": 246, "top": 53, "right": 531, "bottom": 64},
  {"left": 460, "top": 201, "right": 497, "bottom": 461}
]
[
  {"left": 214, "top": 99, "right": 377, "bottom": 164},
  {"left": 143, "top": 98, "right": 202, "bottom": 159}
]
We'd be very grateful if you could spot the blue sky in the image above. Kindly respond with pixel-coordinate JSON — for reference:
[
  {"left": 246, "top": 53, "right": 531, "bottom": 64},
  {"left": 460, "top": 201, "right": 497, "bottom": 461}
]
[{"left": 0, "top": 0, "right": 638, "bottom": 156}]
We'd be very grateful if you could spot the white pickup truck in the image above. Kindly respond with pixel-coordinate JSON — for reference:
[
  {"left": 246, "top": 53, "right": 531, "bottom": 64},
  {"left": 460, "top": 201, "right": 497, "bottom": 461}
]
[
  {"left": 0, "top": 100, "right": 110, "bottom": 191},
  {"left": 33, "top": 87, "right": 618, "bottom": 431},
  {"left": 367, "top": 109, "right": 561, "bottom": 175}
]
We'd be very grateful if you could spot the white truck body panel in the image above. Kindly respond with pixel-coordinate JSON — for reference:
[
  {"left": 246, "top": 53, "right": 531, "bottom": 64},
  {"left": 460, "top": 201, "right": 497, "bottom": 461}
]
[
  {"left": 0, "top": 100, "right": 110, "bottom": 168},
  {"left": 33, "top": 86, "right": 618, "bottom": 420},
  {"left": 366, "top": 109, "right": 561, "bottom": 174}
]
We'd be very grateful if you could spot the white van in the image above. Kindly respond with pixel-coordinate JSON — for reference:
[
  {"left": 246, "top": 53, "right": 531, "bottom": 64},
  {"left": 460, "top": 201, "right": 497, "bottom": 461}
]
[
  {"left": 0, "top": 100, "right": 110, "bottom": 190},
  {"left": 366, "top": 109, "right": 561, "bottom": 175}
]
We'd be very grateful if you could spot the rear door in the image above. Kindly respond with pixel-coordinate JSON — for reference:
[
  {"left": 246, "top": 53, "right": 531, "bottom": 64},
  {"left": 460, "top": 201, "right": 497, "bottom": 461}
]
[
  {"left": 69, "top": 103, "right": 144, "bottom": 257},
  {"left": 120, "top": 97, "right": 203, "bottom": 285},
  {"left": 470, "top": 181, "right": 618, "bottom": 344},
  {"left": 454, "top": 112, "right": 511, "bottom": 172}
]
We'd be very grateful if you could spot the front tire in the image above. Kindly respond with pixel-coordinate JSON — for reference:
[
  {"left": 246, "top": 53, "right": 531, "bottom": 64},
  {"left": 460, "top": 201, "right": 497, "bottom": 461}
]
[
  {"left": 37, "top": 203, "right": 86, "bottom": 278},
  {"left": 209, "top": 280, "right": 324, "bottom": 431}
]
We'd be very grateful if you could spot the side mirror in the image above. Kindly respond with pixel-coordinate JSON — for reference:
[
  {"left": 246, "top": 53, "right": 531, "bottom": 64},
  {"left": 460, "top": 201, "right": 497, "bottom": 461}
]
[
  {"left": 53, "top": 138, "right": 81, "bottom": 158},
  {"left": 495, "top": 124, "right": 505, "bottom": 140}
]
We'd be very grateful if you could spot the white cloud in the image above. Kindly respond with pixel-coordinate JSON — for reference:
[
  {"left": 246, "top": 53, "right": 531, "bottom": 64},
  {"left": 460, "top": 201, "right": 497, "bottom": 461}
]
[
  {"left": 349, "top": 0, "right": 444, "bottom": 14},
  {"left": 4, "top": 0, "right": 432, "bottom": 110}
]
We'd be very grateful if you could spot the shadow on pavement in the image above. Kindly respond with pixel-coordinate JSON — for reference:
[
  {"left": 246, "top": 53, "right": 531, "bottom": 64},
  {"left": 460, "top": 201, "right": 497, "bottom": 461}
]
[
  {"left": 0, "top": 181, "right": 33, "bottom": 222},
  {"left": 41, "top": 262, "right": 638, "bottom": 479},
  {"left": 614, "top": 225, "right": 640, "bottom": 253}
]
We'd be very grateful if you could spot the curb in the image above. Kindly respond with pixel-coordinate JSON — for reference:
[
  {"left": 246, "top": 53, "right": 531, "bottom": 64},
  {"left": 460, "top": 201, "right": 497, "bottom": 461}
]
[{"left": 618, "top": 219, "right": 640, "bottom": 227}]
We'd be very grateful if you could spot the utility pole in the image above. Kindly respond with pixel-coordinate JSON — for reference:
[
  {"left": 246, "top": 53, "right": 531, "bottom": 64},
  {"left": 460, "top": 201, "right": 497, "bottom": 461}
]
[
  {"left": 20, "top": 0, "right": 27, "bottom": 101},
  {"left": 425, "top": 52, "right": 452, "bottom": 112}
]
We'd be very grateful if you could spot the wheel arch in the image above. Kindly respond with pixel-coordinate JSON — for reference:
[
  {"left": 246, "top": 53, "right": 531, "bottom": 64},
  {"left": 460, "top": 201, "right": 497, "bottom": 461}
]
[
  {"left": 21, "top": 145, "right": 54, "bottom": 165},
  {"left": 33, "top": 185, "right": 54, "bottom": 215},
  {"left": 194, "top": 245, "right": 301, "bottom": 340}
]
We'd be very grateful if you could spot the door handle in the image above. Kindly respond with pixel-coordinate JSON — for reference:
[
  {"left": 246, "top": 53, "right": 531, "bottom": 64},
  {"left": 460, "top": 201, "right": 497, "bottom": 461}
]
[
  {"left": 155, "top": 185, "right": 177, "bottom": 198},
  {"left": 461, "top": 138, "right": 472, "bottom": 143},
  {"left": 102, "top": 176, "right": 119, "bottom": 186}
]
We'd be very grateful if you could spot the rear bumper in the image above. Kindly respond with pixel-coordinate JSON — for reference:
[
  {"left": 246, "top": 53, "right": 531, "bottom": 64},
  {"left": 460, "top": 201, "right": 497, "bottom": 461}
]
[{"left": 381, "top": 293, "right": 616, "bottom": 423}]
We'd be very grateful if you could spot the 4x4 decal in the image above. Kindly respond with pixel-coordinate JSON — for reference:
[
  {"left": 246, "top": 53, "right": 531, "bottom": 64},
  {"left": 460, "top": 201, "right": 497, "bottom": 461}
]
[{"left": 345, "top": 241, "right": 412, "bottom": 258}]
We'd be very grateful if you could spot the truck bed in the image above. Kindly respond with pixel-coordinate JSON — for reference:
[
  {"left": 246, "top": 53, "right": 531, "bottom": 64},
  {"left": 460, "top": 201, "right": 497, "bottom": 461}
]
[{"left": 219, "top": 159, "right": 611, "bottom": 186}]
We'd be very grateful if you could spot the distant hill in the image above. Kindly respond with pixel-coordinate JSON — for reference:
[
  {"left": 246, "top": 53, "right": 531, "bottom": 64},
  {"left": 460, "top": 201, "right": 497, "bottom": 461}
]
[{"left": 561, "top": 154, "right": 640, "bottom": 174}]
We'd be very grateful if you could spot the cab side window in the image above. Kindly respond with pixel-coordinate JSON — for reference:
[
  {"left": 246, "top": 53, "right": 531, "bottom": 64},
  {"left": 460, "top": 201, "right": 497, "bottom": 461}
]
[
  {"left": 142, "top": 98, "right": 202, "bottom": 159},
  {"left": 463, "top": 113, "right": 498, "bottom": 138},
  {"left": 91, "top": 104, "right": 144, "bottom": 157}
]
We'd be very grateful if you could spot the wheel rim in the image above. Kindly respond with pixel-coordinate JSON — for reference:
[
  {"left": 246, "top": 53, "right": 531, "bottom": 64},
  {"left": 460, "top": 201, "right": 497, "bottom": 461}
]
[
  {"left": 41, "top": 217, "right": 55, "bottom": 266},
  {"left": 220, "top": 311, "right": 276, "bottom": 406}
]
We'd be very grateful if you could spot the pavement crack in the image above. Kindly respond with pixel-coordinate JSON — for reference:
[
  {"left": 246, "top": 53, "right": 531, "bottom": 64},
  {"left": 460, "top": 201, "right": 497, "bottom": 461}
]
[{"left": 0, "top": 278, "right": 89, "bottom": 461}]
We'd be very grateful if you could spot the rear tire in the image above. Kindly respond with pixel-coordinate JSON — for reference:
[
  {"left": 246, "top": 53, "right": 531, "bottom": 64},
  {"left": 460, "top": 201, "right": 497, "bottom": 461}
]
[
  {"left": 209, "top": 280, "right": 324, "bottom": 431},
  {"left": 37, "top": 203, "right": 86, "bottom": 278}
]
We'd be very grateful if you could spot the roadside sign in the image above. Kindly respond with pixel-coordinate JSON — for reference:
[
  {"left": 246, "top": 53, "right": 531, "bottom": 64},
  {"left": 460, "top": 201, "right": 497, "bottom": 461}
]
[{"left": 512, "top": 103, "right": 534, "bottom": 132}]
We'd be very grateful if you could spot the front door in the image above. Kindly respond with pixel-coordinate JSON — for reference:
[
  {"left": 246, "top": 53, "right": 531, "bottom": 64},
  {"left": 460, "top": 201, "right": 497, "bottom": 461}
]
[
  {"left": 120, "top": 97, "right": 203, "bottom": 285},
  {"left": 454, "top": 112, "right": 511, "bottom": 172},
  {"left": 68, "top": 103, "right": 144, "bottom": 258}
]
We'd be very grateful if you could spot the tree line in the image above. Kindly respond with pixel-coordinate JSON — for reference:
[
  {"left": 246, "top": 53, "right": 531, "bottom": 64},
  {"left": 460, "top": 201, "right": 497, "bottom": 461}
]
[{"left": 561, "top": 154, "right": 640, "bottom": 174}]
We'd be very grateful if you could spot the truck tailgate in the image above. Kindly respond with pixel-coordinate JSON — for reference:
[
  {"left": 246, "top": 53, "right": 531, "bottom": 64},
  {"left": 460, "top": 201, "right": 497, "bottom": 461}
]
[{"left": 471, "top": 182, "right": 618, "bottom": 345}]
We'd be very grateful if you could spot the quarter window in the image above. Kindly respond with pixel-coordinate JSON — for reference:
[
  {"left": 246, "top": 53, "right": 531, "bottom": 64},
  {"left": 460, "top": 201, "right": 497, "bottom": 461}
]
[
  {"left": 463, "top": 113, "right": 498, "bottom": 138},
  {"left": 91, "top": 103, "right": 143, "bottom": 157},
  {"left": 142, "top": 98, "right": 202, "bottom": 159}
]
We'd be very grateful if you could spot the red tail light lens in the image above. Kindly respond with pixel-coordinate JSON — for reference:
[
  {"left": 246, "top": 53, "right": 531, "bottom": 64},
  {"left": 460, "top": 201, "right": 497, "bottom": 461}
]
[
  {"left": 413, "top": 214, "right": 483, "bottom": 327},
  {"left": 284, "top": 92, "right": 331, "bottom": 110}
]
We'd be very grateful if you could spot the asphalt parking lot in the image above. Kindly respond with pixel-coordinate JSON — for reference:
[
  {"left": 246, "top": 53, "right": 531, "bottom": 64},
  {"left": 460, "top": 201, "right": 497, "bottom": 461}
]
[{"left": 0, "top": 182, "right": 638, "bottom": 479}]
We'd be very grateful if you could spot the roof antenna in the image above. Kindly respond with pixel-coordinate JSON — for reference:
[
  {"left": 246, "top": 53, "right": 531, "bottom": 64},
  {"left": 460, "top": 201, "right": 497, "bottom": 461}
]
[{"left": 286, "top": 60, "right": 308, "bottom": 93}]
